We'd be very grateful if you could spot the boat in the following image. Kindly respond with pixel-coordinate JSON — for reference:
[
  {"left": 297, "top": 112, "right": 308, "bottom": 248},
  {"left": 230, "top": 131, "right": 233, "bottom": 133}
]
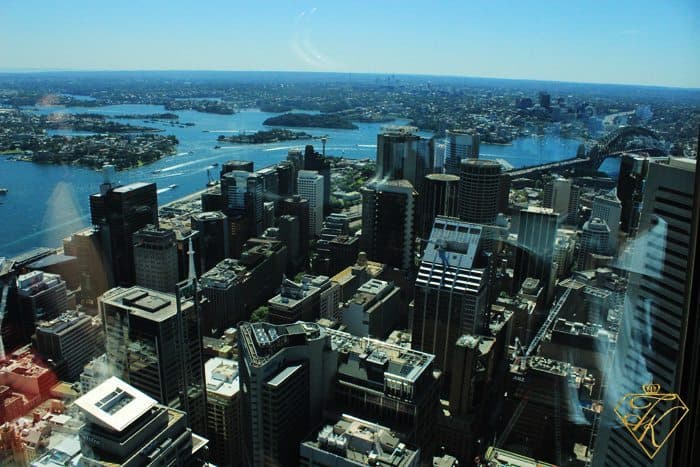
[
  {"left": 152, "top": 169, "right": 162, "bottom": 174},
  {"left": 168, "top": 184, "right": 178, "bottom": 189},
  {"left": 211, "top": 162, "right": 219, "bottom": 167},
  {"left": 213, "top": 145, "right": 221, "bottom": 149},
  {"left": 0, "top": 188, "right": 7, "bottom": 195}
]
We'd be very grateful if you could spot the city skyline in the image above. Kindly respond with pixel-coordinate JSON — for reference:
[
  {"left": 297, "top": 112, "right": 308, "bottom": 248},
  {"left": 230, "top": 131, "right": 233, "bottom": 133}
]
[{"left": 1, "top": 0, "right": 699, "bottom": 88}]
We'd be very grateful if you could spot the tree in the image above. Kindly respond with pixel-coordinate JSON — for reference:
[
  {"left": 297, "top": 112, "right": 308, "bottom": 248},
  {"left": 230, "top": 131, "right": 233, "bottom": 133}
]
[{"left": 250, "top": 305, "right": 269, "bottom": 323}]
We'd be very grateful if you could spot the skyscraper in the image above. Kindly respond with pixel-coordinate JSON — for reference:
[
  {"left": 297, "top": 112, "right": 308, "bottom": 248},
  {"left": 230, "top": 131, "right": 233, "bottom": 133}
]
[
  {"left": 238, "top": 321, "right": 337, "bottom": 467},
  {"left": 205, "top": 357, "right": 241, "bottom": 467},
  {"left": 90, "top": 181, "right": 158, "bottom": 286},
  {"left": 376, "top": 126, "right": 432, "bottom": 191},
  {"left": 303, "top": 145, "right": 331, "bottom": 211},
  {"left": 412, "top": 218, "right": 489, "bottom": 372},
  {"left": 458, "top": 159, "right": 502, "bottom": 224},
  {"left": 297, "top": 170, "right": 325, "bottom": 237},
  {"left": 616, "top": 153, "right": 668, "bottom": 234},
  {"left": 418, "top": 173, "right": 460, "bottom": 238},
  {"left": 280, "top": 195, "right": 311, "bottom": 263},
  {"left": 361, "top": 180, "right": 417, "bottom": 270},
  {"left": 133, "top": 225, "right": 179, "bottom": 292},
  {"left": 100, "top": 284, "right": 206, "bottom": 435},
  {"left": 191, "top": 211, "right": 229, "bottom": 275},
  {"left": 513, "top": 207, "right": 558, "bottom": 299},
  {"left": 594, "top": 158, "right": 696, "bottom": 467},
  {"left": 577, "top": 217, "right": 611, "bottom": 270},
  {"left": 591, "top": 190, "right": 622, "bottom": 252},
  {"left": 444, "top": 129, "right": 480, "bottom": 175},
  {"left": 221, "top": 170, "right": 265, "bottom": 237}
]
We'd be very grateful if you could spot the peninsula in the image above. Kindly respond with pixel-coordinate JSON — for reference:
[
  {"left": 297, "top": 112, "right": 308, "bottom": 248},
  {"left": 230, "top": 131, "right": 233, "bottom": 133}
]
[{"left": 263, "top": 113, "right": 358, "bottom": 130}]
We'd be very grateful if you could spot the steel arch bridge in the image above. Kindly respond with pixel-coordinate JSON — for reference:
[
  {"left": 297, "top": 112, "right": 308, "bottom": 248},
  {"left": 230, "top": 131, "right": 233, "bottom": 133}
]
[{"left": 585, "top": 126, "right": 661, "bottom": 168}]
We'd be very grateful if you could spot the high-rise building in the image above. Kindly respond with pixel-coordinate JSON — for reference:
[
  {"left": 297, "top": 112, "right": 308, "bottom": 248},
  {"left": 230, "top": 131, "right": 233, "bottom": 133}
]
[
  {"left": 75, "top": 377, "right": 208, "bottom": 465},
  {"left": 616, "top": 153, "right": 668, "bottom": 234},
  {"left": 14, "top": 271, "right": 68, "bottom": 347},
  {"left": 90, "top": 180, "right": 158, "bottom": 286},
  {"left": 303, "top": 145, "right": 332, "bottom": 211},
  {"left": 418, "top": 173, "right": 460, "bottom": 238},
  {"left": 591, "top": 190, "right": 622, "bottom": 252},
  {"left": 411, "top": 218, "right": 489, "bottom": 372},
  {"left": 238, "top": 321, "right": 338, "bottom": 467},
  {"left": 257, "top": 165, "right": 279, "bottom": 203},
  {"left": 297, "top": 170, "right": 325, "bottom": 237},
  {"left": 280, "top": 195, "right": 311, "bottom": 263},
  {"left": 543, "top": 176, "right": 580, "bottom": 225},
  {"left": 577, "top": 217, "right": 610, "bottom": 270},
  {"left": 360, "top": 180, "right": 417, "bottom": 270},
  {"left": 376, "top": 126, "right": 432, "bottom": 191},
  {"left": 205, "top": 357, "right": 241, "bottom": 467},
  {"left": 299, "top": 414, "right": 421, "bottom": 467},
  {"left": 340, "top": 278, "right": 400, "bottom": 338},
  {"left": 191, "top": 211, "right": 229, "bottom": 274},
  {"left": 63, "top": 227, "right": 110, "bottom": 303},
  {"left": 221, "top": 170, "right": 265, "bottom": 236},
  {"left": 133, "top": 225, "right": 179, "bottom": 292},
  {"left": 99, "top": 284, "right": 206, "bottom": 434},
  {"left": 276, "top": 160, "right": 295, "bottom": 197},
  {"left": 444, "top": 129, "right": 480, "bottom": 175},
  {"left": 594, "top": 158, "right": 696, "bottom": 467},
  {"left": 34, "top": 310, "right": 102, "bottom": 382},
  {"left": 513, "top": 207, "right": 558, "bottom": 299},
  {"left": 458, "top": 159, "right": 502, "bottom": 224}
]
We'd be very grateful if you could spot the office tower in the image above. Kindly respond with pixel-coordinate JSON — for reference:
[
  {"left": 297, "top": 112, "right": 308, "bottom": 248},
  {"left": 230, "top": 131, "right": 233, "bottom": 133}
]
[
  {"left": 314, "top": 213, "right": 359, "bottom": 276},
  {"left": 577, "top": 217, "right": 610, "bottom": 270},
  {"left": 303, "top": 145, "right": 332, "bottom": 211},
  {"left": 458, "top": 159, "right": 502, "bottom": 224},
  {"left": 376, "top": 126, "right": 432, "bottom": 191},
  {"left": 221, "top": 170, "right": 265, "bottom": 236},
  {"left": 201, "top": 187, "right": 225, "bottom": 212},
  {"left": 360, "top": 180, "right": 417, "bottom": 270},
  {"left": 34, "top": 310, "right": 102, "bottom": 382},
  {"left": 539, "top": 91, "right": 551, "bottom": 109},
  {"left": 257, "top": 165, "right": 279, "bottom": 203},
  {"left": 594, "top": 158, "right": 696, "bottom": 467},
  {"left": 591, "top": 190, "right": 622, "bottom": 252},
  {"left": 543, "top": 176, "right": 580, "bottom": 224},
  {"left": 132, "top": 225, "right": 178, "bottom": 293},
  {"left": 513, "top": 207, "right": 558, "bottom": 298},
  {"left": 329, "top": 327, "right": 440, "bottom": 452},
  {"left": 221, "top": 159, "right": 253, "bottom": 178},
  {"left": 263, "top": 201, "right": 275, "bottom": 230},
  {"left": 411, "top": 218, "right": 489, "bottom": 372},
  {"left": 62, "top": 227, "right": 110, "bottom": 303},
  {"left": 90, "top": 181, "right": 158, "bottom": 286},
  {"left": 278, "top": 214, "right": 301, "bottom": 271},
  {"left": 616, "top": 153, "right": 668, "bottom": 234},
  {"left": 75, "top": 377, "right": 208, "bottom": 465},
  {"left": 13, "top": 271, "right": 68, "bottom": 348},
  {"left": 238, "top": 321, "right": 338, "bottom": 467},
  {"left": 191, "top": 211, "right": 229, "bottom": 274},
  {"left": 205, "top": 357, "right": 241, "bottom": 467},
  {"left": 299, "top": 414, "right": 420, "bottom": 467},
  {"left": 276, "top": 160, "right": 295, "bottom": 197},
  {"left": 444, "top": 129, "right": 480, "bottom": 175},
  {"left": 280, "top": 195, "right": 310, "bottom": 261},
  {"left": 287, "top": 149, "right": 303, "bottom": 192},
  {"left": 419, "top": 173, "right": 460, "bottom": 238},
  {"left": 340, "top": 278, "right": 400, "bottom": 338},
  {"left": 297, "top": 170, "right": 325, "bottom": 237},
  {"left": 100, "top": 284, "right": 206, "bottom": 434}
]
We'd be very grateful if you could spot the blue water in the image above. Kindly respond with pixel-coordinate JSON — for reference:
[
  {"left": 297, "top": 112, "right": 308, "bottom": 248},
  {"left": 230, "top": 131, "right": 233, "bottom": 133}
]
[{"left": 0, "top": 104, "right": 583, "bottom": 257}]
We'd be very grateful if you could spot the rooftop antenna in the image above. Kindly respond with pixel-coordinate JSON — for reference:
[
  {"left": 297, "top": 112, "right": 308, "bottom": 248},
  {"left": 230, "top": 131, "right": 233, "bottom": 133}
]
[{"left": 187, "top": 237, "right": 197, "bottom": 280}]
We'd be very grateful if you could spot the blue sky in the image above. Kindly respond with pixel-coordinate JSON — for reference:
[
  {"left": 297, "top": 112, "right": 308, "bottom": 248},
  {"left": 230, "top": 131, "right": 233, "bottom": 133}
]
[{"left": 1, "top": 0, "right": 698, "bottom": 87}]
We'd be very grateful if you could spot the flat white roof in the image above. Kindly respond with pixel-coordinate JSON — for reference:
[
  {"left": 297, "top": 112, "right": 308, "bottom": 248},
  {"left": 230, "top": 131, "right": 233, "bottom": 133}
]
[{"left": 74, "top": 376, "right": 157, "bottom": 433}]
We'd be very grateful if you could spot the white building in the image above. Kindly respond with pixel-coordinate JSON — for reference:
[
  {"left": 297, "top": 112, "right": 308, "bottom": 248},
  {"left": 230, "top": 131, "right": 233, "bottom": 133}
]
[{"left": 297, "top": 170, "right": 325, "bottom": 237}]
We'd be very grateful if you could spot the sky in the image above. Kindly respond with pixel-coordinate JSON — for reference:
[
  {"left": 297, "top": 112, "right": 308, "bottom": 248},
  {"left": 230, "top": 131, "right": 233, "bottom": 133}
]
[{"left": 0, "top": 0, "right": 698, "bottom": 88}]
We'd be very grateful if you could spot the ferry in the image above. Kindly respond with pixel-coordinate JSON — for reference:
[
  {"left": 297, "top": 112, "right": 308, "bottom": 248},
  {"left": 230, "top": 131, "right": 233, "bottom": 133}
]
[
  {"left": 168, "top": 184, "right": 178, "bottom": 189},
  {"left": 152, "top": 169, "right": 163, "bottom": 174},
  {"left": 0, "top": 188, "right": 7, "bottom": 195}
]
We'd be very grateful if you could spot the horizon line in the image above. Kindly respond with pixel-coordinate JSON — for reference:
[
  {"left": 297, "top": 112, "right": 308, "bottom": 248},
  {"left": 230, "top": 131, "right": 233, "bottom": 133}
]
[{"left": 0, "top": 68, "right": 698, "bottom": 91}]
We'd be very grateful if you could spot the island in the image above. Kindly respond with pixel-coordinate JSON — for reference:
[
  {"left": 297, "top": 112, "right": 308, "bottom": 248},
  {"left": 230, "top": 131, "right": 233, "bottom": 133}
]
[
  {"left": 114, "top": 113, "right": 179, "bottom": 120},
  {"left": 217, "top": 129, "right": 314, "bottom": 144},
  {"left": 47, "top": 113, "right": 161, "bottom": 133},
  {"left": 164, "top": 99, "right": 235, "bottom": 115},
  {"left": 263, "top": 113, "right": 358, "bottom": 130}
]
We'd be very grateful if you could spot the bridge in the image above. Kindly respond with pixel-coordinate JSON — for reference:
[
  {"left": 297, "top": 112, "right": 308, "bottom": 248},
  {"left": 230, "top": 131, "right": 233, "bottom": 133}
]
[{"left": 507, "top": 126, "right": 663, "bottom": 179}]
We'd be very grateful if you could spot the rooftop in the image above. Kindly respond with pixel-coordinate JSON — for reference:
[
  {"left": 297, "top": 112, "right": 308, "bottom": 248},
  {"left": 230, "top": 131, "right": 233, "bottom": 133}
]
[
  {"left": 239, "top": 321, "right": 324, "bottom": 367},
  {"left": 74, "top": 376, "right": 157, "bottom": 433},
  {"left": 205, "top": 357, "right": 239, "bottom": 398},
  {"left": 302, "top": 414, "right": 419, "bottom": 466},
  {"left": 100, "top": 286, "right": 186, "bottom": 323}
]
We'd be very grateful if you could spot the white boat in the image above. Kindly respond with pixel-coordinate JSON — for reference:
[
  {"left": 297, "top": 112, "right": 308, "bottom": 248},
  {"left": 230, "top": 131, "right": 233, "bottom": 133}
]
[{"left": 168, "top": 184, "right": 178, "bottom": 189}]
